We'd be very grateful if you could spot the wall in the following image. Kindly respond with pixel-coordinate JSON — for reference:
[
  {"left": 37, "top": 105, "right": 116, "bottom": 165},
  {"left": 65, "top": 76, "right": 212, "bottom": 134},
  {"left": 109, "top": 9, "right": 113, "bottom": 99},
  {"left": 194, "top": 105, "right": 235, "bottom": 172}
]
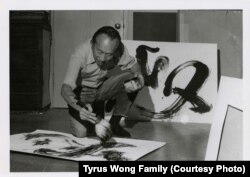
[
  {"left": 179, "top": 10, "right": 242, "bottom": 79},
  {"left": 51, "top": 11, "right": 91, "bottom": 107}
]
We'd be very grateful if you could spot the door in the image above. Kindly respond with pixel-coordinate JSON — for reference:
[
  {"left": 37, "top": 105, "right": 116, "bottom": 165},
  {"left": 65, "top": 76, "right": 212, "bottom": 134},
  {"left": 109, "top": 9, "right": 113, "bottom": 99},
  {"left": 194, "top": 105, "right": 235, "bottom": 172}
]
[
  {"left": 90, "top": 10, "right": 124, "bottom": 38},
  {"left": 52, "top": 10, "right": 124, "bottom": 107}
]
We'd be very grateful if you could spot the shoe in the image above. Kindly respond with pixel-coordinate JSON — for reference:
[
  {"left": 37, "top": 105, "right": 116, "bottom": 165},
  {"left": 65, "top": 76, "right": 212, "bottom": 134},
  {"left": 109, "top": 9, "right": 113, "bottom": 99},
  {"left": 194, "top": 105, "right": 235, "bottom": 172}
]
[{"left": 111, "top": 123, "right": 131, "bottom": 138}]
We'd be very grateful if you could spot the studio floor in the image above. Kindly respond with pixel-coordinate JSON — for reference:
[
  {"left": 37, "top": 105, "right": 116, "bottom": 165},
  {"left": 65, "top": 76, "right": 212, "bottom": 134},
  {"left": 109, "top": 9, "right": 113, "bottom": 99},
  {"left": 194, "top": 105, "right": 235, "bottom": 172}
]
[{"left": 10, "top": 108, "right": 211, "bottom": 172}]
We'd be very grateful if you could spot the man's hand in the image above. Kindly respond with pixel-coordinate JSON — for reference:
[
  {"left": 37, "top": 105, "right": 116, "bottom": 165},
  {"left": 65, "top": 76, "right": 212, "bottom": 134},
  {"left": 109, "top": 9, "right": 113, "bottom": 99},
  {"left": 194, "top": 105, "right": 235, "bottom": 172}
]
[
  {"left": 124, "top": 73, "right": 144, "bottom": 93},
  {"left": 80, "top": 87, "right": 97, "bottom": 103},
  {"left": 95, "top": 119, "right": 112, "bottom": 142},
  {"left": 79, "top": 104, "right": 97, "bottom": 124},
  {"left": 136, "top": 73, "right": 145, "bottom": 88}
]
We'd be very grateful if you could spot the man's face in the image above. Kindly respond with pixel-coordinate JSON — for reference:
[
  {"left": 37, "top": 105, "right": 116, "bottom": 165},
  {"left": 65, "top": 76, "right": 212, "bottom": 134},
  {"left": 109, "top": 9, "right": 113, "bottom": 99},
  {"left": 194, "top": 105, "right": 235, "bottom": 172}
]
[{"left": 92, "top": 34, "right": 119, "bottom": 70}]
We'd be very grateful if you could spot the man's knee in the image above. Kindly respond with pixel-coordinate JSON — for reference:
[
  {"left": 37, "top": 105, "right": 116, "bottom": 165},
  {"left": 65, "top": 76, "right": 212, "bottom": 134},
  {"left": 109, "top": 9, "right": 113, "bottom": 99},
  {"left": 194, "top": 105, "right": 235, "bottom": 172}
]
[
  {"left": 72, "top": 129, "right": 87, "bottom": 138},
  {"left": 69, "top": 116, "right": 88, "bottom": 138},
  {"left": 96, "top": 72, "right": 133, "bottom": 101},
  {"left": 71, "top": 124, "right": 88, "bottom": 138}
]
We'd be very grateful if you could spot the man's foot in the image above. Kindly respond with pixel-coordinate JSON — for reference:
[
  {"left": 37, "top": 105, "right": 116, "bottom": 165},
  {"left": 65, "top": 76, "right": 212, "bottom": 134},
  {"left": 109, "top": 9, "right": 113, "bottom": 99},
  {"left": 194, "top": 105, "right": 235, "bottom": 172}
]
[{"left": 111, "top": 123, "right": 131, "bottom": 138}]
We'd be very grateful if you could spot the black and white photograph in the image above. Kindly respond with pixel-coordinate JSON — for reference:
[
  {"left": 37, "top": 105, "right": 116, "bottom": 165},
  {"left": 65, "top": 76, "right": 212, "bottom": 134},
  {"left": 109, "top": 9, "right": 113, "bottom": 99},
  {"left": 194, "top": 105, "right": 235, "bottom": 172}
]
[{"left": 1, "top": 0, "right": 250, "bottom": 176}]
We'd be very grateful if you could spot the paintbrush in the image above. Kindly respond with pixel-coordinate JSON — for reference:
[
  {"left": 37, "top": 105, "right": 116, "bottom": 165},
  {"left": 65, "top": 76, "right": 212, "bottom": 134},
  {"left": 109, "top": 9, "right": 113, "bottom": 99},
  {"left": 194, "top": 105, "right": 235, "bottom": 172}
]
[
  {"left": 95, "top": 119, "right": 112, "bottom": 147},
  {"left": 100, "top": 130, "right": 113, "bottom": 147}
]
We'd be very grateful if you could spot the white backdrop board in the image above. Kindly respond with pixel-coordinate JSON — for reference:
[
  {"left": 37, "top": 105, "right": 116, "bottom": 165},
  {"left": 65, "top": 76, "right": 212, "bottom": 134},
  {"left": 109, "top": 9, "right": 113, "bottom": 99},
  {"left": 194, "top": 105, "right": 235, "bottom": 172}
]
[
  {"left": 123, "top": 40, "right": 218, "bottom": 123},
  {"left": 217, "top": 105, "right": 243, "bottom": 160},
  {"left": 205, "top": 76, "right": 243, "bottom": 160}
]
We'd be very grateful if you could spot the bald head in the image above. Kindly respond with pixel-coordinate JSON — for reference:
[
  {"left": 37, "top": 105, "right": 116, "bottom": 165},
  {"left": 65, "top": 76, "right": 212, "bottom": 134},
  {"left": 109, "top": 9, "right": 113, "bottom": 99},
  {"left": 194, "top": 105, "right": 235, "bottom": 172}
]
[{"left": 91, "top": 26, "right": 124, "bottom": 70}]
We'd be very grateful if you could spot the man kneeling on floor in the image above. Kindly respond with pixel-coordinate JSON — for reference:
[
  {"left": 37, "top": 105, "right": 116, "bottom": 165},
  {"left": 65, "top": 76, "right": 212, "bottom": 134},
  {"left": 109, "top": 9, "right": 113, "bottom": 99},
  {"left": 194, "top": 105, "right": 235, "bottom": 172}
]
[{"left": 61, "top": 26, "right": 144, "bottom": 142}]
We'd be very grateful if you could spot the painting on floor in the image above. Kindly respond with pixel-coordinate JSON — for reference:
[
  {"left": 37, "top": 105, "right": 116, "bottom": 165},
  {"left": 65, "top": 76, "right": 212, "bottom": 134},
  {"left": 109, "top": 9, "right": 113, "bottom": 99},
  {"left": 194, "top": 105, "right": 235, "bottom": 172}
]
[
  {"left": 123, "top": 40, "right": 218, "bottom": 123},
  {"left": 10, "top": 129, "right": 166, "bottom": 161}
]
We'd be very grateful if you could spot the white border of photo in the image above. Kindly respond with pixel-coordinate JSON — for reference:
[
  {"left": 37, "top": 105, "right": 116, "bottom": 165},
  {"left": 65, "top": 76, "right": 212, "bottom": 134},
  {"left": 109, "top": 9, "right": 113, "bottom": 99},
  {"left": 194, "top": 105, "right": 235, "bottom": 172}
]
[{"left": 1, "top": 1, "right": 250, "bottom": 177}]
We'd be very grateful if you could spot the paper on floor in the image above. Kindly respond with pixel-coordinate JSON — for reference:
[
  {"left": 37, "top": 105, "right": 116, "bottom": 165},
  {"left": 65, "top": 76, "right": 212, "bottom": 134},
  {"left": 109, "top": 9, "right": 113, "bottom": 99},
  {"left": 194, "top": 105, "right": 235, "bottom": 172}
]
[{"left": 10, "top": 129, "right": 166, "bottom": 161}]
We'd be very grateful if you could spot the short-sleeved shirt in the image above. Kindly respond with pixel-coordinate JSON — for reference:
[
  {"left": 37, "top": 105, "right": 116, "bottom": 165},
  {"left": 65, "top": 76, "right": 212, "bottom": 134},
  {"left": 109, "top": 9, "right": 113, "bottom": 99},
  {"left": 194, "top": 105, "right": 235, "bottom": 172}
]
[{"left": 63, "top": 39, "right": 136, "bottom": 89}]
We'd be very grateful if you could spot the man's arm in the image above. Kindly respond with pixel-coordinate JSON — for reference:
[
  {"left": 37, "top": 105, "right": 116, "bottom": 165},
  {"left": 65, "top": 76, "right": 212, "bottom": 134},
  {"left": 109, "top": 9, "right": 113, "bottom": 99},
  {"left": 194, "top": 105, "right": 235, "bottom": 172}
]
[
  {"left": 61, "top": 83, "right": 82, "bottom": 112},
  {"left": 62, "top": 84, "right": 112, "bottom": 142},
  {"left": 61, "top": 84, "right": 97, "bottom": 124},
  {"left": 61, "top": 43, "right": 97, "bottom": 124},
  {"left": 61, "top": 43, "right": 83, "bottom": 111},
  {"left": 128, "top": 61, "right": 145, "bottom": 88}
]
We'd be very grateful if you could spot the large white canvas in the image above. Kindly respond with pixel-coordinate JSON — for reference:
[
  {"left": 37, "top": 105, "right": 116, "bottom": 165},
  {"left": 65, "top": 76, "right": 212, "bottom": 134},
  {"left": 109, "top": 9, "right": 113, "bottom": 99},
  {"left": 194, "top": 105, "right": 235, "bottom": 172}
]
[
  {"left": 10, "top": 130, "right": 165, "bottom": 161},
  {"left": 123, "top": 40, "right": 218, "bottom": 123}
]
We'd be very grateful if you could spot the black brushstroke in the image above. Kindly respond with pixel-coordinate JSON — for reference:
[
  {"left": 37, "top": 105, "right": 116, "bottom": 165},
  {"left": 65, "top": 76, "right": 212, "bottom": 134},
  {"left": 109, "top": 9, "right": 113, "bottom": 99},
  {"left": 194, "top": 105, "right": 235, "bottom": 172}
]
[
  {"left": 164, "top": 61, "right": 209, "bottom": 96},
  {"left": 101, "top": 141, "right": 135, "bottom": 148},
  {"left": 65, "top": 139, "right": 85, "bottom": 147},
  {"left": 136, "top": 45, "right": 160, "bottom": 76},
  {"left": 34, "top": 148, "right": 59, "bottom": 155},
  {"left": 62, "top": 146, "right": 79, "bottom": 150},
  {"left": 136, "top": 61, "right": 212, "bottom": 119},
  {"left": 148, "top": 56, "right": 169, "bottom": 88},
  {"left": 101, "top": 150, "right": 129, "bottom": 161},
  {"left": 26, "top": 133, "right": 86, "bottom": 147},
  {"left": 59, "top": 141, "right": 135, "bottom": 158},
  {"left": 136, "top": 45, "right": 169, "bottom": 88},
  {"left": 162, "top": 61, "right": 212, "bottom": 115},
  {"left": 135, "top": 44, "right": 212, "bottom": 119},
  {"left": 71, "top": 140, "right": 85, "bottom": 146},
  {"left": 33, "top": 138, "right": 51, "bottom": 146},
  {"left": 25, "top": 133, "right": 65, "bottom": 140},
  {"left": 32, "top": 138, "right": 136, "bottom": 160},
  {"left": 136, "top": 105, "right": 170, "bottom": 119},
  {"left": 58, "top": 144, "right": 103, "bottom": 157}
]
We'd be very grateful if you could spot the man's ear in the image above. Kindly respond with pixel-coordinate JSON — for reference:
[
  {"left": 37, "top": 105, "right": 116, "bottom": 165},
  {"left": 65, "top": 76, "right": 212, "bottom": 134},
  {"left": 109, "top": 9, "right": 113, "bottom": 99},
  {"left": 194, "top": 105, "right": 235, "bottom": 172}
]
[
  {"left": 116, "top": 42, "right": 124, "bottom": 58},
  {"left": 90, "top": 39, "right": 94, "bottom": 46},
  {"left": 90, "top": 40, "right": 95, "bottom": 50}
]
